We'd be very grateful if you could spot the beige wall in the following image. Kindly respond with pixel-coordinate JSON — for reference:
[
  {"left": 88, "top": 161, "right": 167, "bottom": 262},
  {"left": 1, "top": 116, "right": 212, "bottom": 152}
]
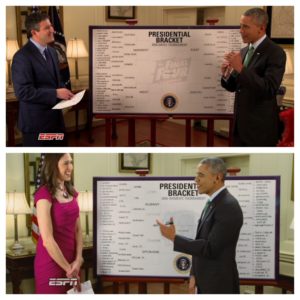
[{"left": 7, "top": 5, "right": 281, "bottom": 80}]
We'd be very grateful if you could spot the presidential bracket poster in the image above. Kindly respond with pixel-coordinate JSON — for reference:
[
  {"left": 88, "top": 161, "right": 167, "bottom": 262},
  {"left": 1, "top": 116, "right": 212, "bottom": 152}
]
[
  {"left": 94, "top": 176, "right": 280, "bottom": 280},
  {"left": 90, "top": 26, "right": 244, "bottom": 115}
]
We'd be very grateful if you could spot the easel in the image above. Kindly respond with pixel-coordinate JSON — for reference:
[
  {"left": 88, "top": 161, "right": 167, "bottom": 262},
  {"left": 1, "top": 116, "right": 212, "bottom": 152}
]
[{"left": 94, "top": 114, "right": 234, "bottom": 147}]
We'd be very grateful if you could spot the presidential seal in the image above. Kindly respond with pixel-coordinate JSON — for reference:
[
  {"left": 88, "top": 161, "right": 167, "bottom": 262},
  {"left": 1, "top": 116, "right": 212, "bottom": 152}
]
[
  {"left": 173, "top": 255, "right": 191, "bottom": 274},
  {"left": 161, "top": 94, "right": 178, "bottom": 111}
]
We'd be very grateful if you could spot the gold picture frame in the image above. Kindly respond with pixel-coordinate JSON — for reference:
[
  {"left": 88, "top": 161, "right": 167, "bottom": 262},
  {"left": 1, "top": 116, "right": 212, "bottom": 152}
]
[
  {"left": 106, "top": 6, "right": 136, "bottom": 21},
  {"left": 266, "top": 6, "right": 294, "bottom": 44},
  {"left": 119, "top": 153, "right": 151, "bottom": 173}
]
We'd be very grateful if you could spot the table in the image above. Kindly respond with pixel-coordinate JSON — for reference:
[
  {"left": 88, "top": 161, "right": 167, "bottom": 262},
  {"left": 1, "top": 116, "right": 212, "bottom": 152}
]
[{"left": 6, "top": 244, "right": 93, "bottom": 294}]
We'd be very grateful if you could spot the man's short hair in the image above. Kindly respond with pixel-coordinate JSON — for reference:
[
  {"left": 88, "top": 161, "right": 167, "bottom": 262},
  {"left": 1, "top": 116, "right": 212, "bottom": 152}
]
[
  {"left": 25, "top": 12, "right": 49, "bottom": 38},
  {"left": 243, "top": 7, "right": 269, "bottom": 28},
  {"left": 199, "top": 157, "right": 227, "bottom": 181}
]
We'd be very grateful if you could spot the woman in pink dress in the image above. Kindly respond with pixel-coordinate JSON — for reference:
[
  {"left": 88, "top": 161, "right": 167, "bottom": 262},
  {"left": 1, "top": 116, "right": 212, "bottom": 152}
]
[{"left": 34, "top": 153, "right": 83, "bottom": 293}]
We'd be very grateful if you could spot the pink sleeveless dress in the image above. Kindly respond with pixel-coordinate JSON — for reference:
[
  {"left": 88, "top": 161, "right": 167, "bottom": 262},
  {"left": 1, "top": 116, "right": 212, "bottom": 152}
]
[{"left": 34, "top": 185, "right": 79, "bottom": 294}]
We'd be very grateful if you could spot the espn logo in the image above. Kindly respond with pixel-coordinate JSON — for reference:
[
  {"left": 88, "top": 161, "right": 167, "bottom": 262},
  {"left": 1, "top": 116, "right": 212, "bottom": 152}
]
[
  {"left": 38, "top": 133, "right": 64, "bottom": 140},
  {"left": 49, "top": 278, "right": 78, "bottom": 286}
]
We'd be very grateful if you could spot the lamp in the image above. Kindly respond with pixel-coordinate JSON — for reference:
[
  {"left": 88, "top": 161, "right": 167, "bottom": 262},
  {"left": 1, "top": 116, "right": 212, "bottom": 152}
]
[
  {"left": 6, "top": 191, "right": 32, "bottom": 250},
  {"left": 78, "top": 190, "right": 93, "bottom": 243},
  {"left": 284, "top": 50, "right": 294, "bottom": 77},
  {"left": 290, "top": 218, "right": 294, "bottom": 230},
  {"left": 66, "top": 38, "right": 88, "bottom": 80},
  {"left": 6, "top": 39, "right": 19, "bottom": 86}
]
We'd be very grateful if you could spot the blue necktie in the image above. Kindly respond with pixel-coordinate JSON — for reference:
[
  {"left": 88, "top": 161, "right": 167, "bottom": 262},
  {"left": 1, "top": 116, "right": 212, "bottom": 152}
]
[{"left": 44, "top": 48, "right": 55, "bottom": 75}]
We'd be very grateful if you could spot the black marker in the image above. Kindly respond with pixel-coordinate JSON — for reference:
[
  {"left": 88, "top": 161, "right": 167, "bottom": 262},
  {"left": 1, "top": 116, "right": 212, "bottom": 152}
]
[
  {"left": 165, "top": 221, "right": 174, "bottom": 225},
  {"left": 154, "top": 220, "right": 174, "bottom": 226}
]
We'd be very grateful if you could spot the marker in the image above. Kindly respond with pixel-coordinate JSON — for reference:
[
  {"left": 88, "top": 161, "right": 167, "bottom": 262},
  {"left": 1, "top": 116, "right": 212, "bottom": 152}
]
[
  {"left": 165, "top": 221, "right": 174, "bottom": 225},
  {"left": 154, "top": 221, "right": 174, "bottom": 226}
]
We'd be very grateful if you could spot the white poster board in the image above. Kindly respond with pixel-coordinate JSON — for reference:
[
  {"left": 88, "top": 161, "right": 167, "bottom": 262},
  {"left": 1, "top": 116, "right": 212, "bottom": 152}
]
[
  {"left": 90, "top": 26, "right": 244, "bottom": 115},
  {"left": 94, "top": 176, "right": 280, "bottom": 281}
]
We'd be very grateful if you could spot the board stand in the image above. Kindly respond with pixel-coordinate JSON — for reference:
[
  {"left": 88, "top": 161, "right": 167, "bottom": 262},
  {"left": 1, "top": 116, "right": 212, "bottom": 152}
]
[
  {"left": 94, "top": 114, "right": 234, "bottom": 147},
  {"left": 173, "top": 114, "right": 234, "bottom": 146},
  {"left": 94, "top": 114, "right": 169, "bottom": 146}
]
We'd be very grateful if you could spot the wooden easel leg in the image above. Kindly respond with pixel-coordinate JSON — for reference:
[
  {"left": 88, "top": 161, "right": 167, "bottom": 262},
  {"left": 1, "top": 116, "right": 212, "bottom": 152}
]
[
  {"left": 112, "top": 119, "right": 118, "bottom": 139},
  {"left": 128, "top": 119, "right": 136, "bottom": 146},
  {"left": 164, "top": 283, "right": 170, "bottom": 294},
  {"left": 207, "top": 119, "right": 214, "bottom": 146},
  {"left": 113, "top": 282, "right": 119, "bottom": 293},
  {"left": 151, "top": 119, "right": 156, "bottom": 146},
  {"left": 229, "top": 118, "right": 234, "bottom": 146},
  {"left": 138, "top": 282, "right": 147, "bottom": 294},
  {"left": 124, "top": 283, "right": 129, "bottom": 293},
  {"left": 105, "top": 119, "right": 112, "bottom": 146},
  {"left": 255, "top": 285, "right": 263, "bottom": 294},
  {"left": 185, "top": 119, "right": 192, "bottom": 146}
]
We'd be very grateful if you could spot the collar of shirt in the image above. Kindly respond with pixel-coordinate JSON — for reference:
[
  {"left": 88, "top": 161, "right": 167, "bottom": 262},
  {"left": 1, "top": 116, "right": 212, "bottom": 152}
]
[
  {"left": 30, "top": 38, "right": 47, "bottom": 57},
  {"left": 250, "top": 34, "right": 267, "bottom": 50},
  {"left": 209, "top": 185, "right": 226, "bottom": 203}
]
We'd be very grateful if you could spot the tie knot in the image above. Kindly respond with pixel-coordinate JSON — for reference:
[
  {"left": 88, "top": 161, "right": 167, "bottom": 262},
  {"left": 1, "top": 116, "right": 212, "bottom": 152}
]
[{"left": 248, "top": 45, "right": 255, "bottom": 53}]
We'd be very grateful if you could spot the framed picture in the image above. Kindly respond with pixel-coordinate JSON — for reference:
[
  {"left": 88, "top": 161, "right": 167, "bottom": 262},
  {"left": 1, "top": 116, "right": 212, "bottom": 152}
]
[
  {"left": 29, "top": 161, "right": 36, "bottom": 185},
  {"left": 119, "top": 153, "right": 151, "bottom": 172},
  {"left": 106, "top": 6, "right": 135, "bottom": 21},
  {"left": 266, "top": 6, "right": 294, "bottom": 44},
  {"left": 20, "top": 11, "right": 28, "bottom": 33}
]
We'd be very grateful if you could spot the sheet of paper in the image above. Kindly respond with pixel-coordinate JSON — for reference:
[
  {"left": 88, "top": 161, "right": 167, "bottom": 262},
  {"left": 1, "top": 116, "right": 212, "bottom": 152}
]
[
  {"left": 67, "top": 280, "right": 94, "bottom": 294},
  {"left": 52, "top": 90, "right": 86, "bottom": 109}
]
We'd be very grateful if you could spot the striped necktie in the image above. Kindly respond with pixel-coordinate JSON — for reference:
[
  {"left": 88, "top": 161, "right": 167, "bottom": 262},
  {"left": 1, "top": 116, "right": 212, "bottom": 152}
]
[
  {"left": 243, "top": 45, "right": 255, "bottom": 68},
  {"left": 201, "top": 199, "right": 211, "bottom": 221}
]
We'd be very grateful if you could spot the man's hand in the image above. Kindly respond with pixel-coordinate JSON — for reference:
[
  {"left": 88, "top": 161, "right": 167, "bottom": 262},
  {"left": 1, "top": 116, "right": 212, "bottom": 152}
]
[
  {"left": 188, "top": 275, "right": 196, "bottom": 294},
  {"left": 224, "top": 51, "right": 243, "bottom": 73},
  {"left": 56, "top": 88, "right": 74, "bottom": 100},
  {"left": 221, "top": 60, "right": 230, "bottom": 76},
  {"left": 156, "top": 217, "right": 176, "bottom": 241}
]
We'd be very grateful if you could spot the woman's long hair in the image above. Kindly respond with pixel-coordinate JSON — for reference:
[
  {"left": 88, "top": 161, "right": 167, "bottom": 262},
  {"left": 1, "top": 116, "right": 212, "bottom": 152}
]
[{"left": 39, "top": 153, "right": 75, "bottom": 198}]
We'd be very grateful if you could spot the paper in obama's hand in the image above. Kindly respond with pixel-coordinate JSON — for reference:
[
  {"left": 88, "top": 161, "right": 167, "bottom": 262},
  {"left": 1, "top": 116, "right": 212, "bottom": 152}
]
[{"left": 52, "top": 90, "right": 86, "bottom": 109}]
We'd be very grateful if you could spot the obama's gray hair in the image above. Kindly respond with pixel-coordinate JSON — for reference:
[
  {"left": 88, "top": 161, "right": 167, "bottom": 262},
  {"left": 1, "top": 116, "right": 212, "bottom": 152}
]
[
  {"left": 243, "top": 7, "right": 269, "bottom": 27},
  {"left": 199, "top": 157, "right": 227, "bottom": 181}
]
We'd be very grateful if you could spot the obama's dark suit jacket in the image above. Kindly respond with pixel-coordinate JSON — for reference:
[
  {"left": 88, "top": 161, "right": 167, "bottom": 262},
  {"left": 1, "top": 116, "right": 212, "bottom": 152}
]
[
  {"left": 174, "top": 188, "right": 243, "bottom": 294},
  {"left": 221, "top": 37, "right": 286, "bottom": 146}
]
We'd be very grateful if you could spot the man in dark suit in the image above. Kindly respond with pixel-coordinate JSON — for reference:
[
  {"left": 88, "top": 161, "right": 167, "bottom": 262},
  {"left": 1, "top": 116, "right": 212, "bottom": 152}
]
[
  {"left": 12, "top": 12, "right": 74, "bottom": 146},
  {"left": 157, "top": 157, "right": 243, "bottom": 294},
  {"left": 221, "top": 8, "right": 286, "bottom": 146}
]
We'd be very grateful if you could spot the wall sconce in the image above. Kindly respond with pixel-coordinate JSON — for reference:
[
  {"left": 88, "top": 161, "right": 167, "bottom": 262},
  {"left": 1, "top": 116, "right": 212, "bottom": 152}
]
[
  {"left": 6, "top": 192, "right": 32, "bottom": 250},
  {"left": 78, "top": 190, "right": 93, "bottom": 243},
  {"left": 6, "top": 39, "right": 19, "bottom": 86},
  {"left": 66, "top": 38, "right": 88, "bottom": 80}
]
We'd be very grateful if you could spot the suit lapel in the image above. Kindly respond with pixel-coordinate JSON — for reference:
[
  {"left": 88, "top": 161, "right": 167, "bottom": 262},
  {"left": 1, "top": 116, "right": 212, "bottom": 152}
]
[
  {"left": 197, "top": 201, "right": 216, "bottom": 234},
  {"left": 47, "top": 47, "right": 60, "bottom": 84},
  {"left": 244, "top": 37, "right": 270, "bottom": 69},
  {"left": 27, "top": 41, "right": 58, "bottom": 84},
  {"left": 196, "top": 189, "right": 228, "bottom": 236}
]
